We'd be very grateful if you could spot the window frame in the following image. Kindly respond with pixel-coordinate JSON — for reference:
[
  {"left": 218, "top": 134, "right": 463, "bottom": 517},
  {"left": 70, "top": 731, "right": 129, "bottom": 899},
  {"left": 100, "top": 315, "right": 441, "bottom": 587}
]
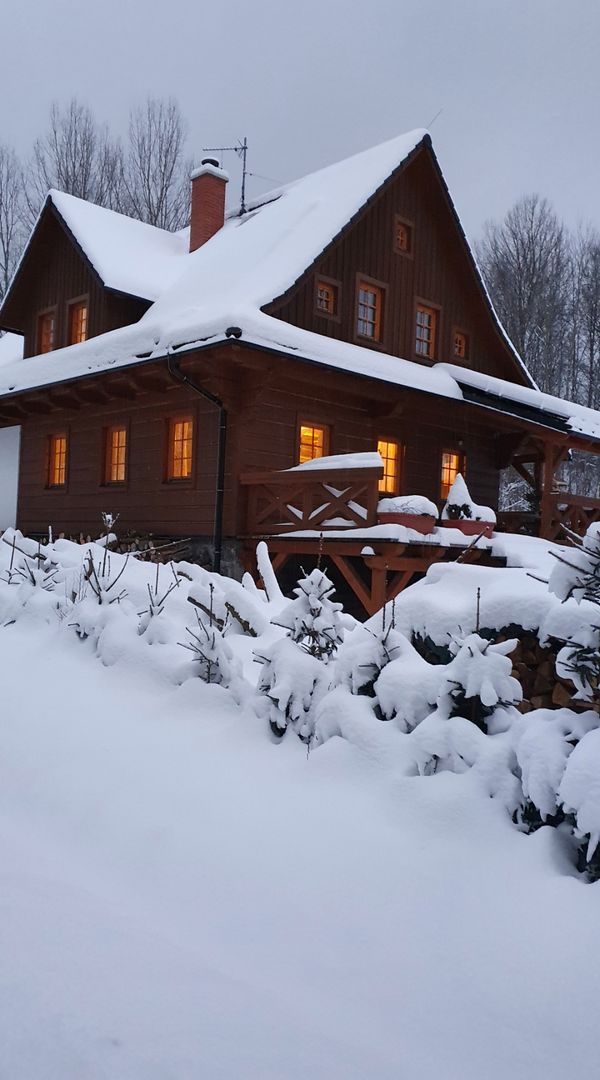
[
  {"left": 103, "top": 423, "right": 129, "bottom": 486},
  {"left": 354, "top": 273, "right": 387, "bottom": 348},
  {"left": 46, "top": 430, "right": 69, "bottom": 490},
  {"left": 393, "top": 214, "right": 414, "bottom": 258},
  {"left": 67, "top": 294, "right": 89, "bottom": 346},
  {"left": 377, "top": 437, "right": 403, "bottom": 495},
  {"left": 314, "top": 275, "right": 341, "bottom": 322},
  {"left": 440, "top": 448, "right": 466, "bottom": 501},
  {"left": 37, "top": 306, "right": 58, "bottom": 355},
  {"left": 165, "top": 413, "right": 196, "bottom": 483},
  {"left": 414, "top": 299, "right": 440, "bottom": 362},
  {"left": 452, "top": 327, "right": 469, "bottom": 363},
  {"left": 296, "top": 418, "right": 331, "bottom": 465}
]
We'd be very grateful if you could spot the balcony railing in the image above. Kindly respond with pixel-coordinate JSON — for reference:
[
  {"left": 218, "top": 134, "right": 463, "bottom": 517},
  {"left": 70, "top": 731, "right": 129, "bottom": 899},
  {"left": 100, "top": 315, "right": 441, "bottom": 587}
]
[{"left": 241, "top": 463, "right": 382, "bottom": 535}]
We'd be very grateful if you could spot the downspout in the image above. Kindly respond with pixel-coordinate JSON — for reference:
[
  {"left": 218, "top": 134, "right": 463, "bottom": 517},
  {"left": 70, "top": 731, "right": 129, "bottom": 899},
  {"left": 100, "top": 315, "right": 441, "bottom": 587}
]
[{"left": 167, "top": 354, "right": 227, "bottom": 574}]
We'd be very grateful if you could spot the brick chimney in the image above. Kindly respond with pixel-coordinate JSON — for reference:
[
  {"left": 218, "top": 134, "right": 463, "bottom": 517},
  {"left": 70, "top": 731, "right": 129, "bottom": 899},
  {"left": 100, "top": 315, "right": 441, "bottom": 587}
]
[{"left": 189, "top": 158, "right": 229, "bottom": 252}]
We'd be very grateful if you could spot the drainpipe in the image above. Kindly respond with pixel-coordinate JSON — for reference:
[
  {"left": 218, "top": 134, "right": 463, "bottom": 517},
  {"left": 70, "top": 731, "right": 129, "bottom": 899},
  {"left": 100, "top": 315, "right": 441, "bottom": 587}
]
[{"left": 167, "top": 354, "right": 227, "bottom": 574}]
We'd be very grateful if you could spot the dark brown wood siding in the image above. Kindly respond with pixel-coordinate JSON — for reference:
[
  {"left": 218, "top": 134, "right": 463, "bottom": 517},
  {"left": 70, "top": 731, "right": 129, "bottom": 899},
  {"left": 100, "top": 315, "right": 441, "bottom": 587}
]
[
  {"left": 13, "top": 347, "right": 501, "bottom": 540},
  {"left": 2, "top": 209, "right": 149, "bottom": 357},
  {"left": 267, "top": 146, "right": 523, "bottom": 385}
]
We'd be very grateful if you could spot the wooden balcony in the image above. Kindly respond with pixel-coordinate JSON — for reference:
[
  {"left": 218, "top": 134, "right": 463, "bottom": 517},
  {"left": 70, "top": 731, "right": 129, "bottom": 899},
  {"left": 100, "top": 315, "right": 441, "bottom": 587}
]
[{"left": 240, "top": 462, "right": 382, "bottom": 535}]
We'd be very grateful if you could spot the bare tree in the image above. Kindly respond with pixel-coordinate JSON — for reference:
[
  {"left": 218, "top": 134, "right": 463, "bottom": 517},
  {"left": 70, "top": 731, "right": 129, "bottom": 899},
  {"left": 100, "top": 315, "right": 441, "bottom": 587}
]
[
  {"left": 121, "top": 98, "right": 190, "bottom": 230},
  {"left": 478, "top": 195, "right": 569, "bottom": 396},
  {"left": 0, "top": 144, "right": 26, "bottom": 301},
  {"left": 26, "top": 99, "right": 125, "bottom": 224}
]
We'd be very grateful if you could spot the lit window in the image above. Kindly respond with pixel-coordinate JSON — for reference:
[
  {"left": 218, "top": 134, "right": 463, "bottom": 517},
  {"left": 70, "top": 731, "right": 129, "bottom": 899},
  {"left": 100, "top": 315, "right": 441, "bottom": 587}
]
[
  {"left": 38, "top": 311, "right": 56, "bottom": 354},
  {"left": 168, "top": 416, "right": 194, "bottom": 479},
  {"left": 453, "top": 330, "right": 468, "bottom": 361},
  {"left": 377, "top": 439, "right": 401, "bottom": 494},
  {"left": 394, "top": 217, "right": 412, "bottom": 254},
  {"left": 48, "top": 433, "right": 67, "bottom": 487},
  {"left": 316, "top": 279, "right": 338, "bottom": 317},
  {"left": 440, "top": 450, "right": 465, "bottom": 500},
  {"left": 357, "top": 281, "right": 383, "bottom": 341},
  {"left": 69, "top": 300, "right": 88, "bottom": 345},
  {"left": 299, "top": 423, "right": 329, "bottom": 464},
  {"left": 415, "top": 304, "right": 437, "bottom": 359},
  {"left": 106, "top": 426, "right": 127, "bottom": 483}
]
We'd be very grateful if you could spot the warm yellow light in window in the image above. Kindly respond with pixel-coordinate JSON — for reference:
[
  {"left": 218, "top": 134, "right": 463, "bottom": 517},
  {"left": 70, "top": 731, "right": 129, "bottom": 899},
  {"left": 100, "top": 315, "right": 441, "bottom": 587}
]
[
  {"left": 107, "top": 426, "right": 127, "bottom": 483},
  {"left": 440, "top": 450, "right": 464, "bottom": 500},
  {"left": 377, "top": 439, "right": 400, "bottom": 493},
  {"left": 48, "top": 434, "right": 67, "bottom": 486},
  {"left": 69, "top": 301, "right": 88, "bottom": 344},
  {"left": 170, "top": 417, "right": 193, "bottom": 478},
  {"left": 299, "top": 424, "right": 328, "bottom": 464}
]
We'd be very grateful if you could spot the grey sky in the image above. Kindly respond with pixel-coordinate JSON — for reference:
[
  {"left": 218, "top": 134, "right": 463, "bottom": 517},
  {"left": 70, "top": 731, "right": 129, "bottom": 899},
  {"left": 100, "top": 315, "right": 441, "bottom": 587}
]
[{"left": 2, "top": 0, "right": 598, "bottom": 240}]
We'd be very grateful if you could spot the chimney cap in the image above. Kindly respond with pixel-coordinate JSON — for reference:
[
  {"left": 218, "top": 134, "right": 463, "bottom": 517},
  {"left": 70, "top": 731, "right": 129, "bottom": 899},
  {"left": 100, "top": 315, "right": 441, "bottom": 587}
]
[{"left": 191, "top": 159, "right": 229, "bottom": 183}]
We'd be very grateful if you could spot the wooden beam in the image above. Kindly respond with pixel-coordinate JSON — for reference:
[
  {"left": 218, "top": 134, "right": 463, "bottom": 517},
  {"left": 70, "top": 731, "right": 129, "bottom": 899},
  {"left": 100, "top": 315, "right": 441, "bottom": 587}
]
[{"left": 330, "top": 554, "right": 373, "bottom": 615}]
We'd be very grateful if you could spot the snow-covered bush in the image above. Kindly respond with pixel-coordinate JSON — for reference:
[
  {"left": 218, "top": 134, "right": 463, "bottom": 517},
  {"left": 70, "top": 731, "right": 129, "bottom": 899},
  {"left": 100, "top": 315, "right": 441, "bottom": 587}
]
[
  {"left": 548, "top": 523, "right": 600, "bottom": 705},
  {"left": 256, "top": 637, "right": 330, "bottom": 740},
  {"left": 273, "top": 567, "right": 344, "bottom": 659},
  {"left": 437, "top": 633, "right": 522, "bottom": 731}
]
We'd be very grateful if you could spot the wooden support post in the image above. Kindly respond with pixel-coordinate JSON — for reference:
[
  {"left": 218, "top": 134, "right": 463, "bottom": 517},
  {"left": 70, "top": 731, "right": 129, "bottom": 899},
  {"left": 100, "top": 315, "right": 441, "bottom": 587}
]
[{"left": 540, "top": 440, "right": 556, "bottom": 540}]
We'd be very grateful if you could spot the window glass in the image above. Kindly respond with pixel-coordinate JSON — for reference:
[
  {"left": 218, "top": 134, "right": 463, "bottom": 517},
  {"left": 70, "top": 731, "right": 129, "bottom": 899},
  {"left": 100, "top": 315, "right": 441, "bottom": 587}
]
[
  {"left": 316, "top": 280, "right": 338, "bottom": 316},
  {"left": 415, "top": 304, "right": 437, "bottom": 359},
  {"left": 357, "top": 282, "right": 382, "bottom": 341},
  {"left": 48, "top": 433, "right": 67, "bottom": 486},
  {"left": 377, "top": 439, "right": 401, "bottom": 494},
  {"left": 69, "top": 301, "right": 88, "bottom": 345},
  {"left": 453, "top": 330, "right": 468, "bottom": 360},
  {"left": 299, "top": 423, "right": 328, "bottom": 464},
  {"left": 38, "top": 311, "right": 56, "bottom": 354},
  {"left": 440, "top": 450, "right": 464, "bottom": 500},
  {"left": 106, "top": 426, "right": 127, "bottom": 483},
  {"left": 169, "top": 417, "right": 194, "bottom": 479}
]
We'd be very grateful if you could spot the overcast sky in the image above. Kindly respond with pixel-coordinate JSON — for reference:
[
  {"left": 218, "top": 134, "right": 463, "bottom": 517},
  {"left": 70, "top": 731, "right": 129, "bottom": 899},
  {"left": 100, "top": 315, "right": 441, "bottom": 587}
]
[{"left": 2, "top": 0, "right": 598, "bottom": 239}]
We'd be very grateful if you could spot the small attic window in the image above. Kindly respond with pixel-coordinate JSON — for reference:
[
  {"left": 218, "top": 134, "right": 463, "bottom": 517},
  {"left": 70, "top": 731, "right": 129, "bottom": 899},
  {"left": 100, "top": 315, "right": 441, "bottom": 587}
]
[
  {"left": 68, "top": 299, "right": 88, "bottom": 345},
  {"left": 315, "top": 278, "right": 340, "bottom": 319},
  {"left": 453, "top": 329, "right": 469, "bottom": 361},
  {"left": 393, "top": 216, "right": 413, "bottom": 256},
  {"left": 37, "top": 310, "right": 56, "bottom": 354}
]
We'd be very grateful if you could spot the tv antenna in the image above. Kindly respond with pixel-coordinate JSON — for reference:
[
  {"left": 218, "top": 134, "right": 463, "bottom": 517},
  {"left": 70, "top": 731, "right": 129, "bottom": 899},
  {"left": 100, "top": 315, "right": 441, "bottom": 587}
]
[{"left": 202, "top": 137, "right": 248, "bottom": 215}]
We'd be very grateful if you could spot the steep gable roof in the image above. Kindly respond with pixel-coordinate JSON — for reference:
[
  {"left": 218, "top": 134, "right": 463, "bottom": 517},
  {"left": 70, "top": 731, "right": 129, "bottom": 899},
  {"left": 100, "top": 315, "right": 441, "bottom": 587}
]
[
  {"left": 0, "top": 191, "right": 189, "bottom": 322},
  {"left": 0, "top": 127, "right": 549, "bottom": 425}
]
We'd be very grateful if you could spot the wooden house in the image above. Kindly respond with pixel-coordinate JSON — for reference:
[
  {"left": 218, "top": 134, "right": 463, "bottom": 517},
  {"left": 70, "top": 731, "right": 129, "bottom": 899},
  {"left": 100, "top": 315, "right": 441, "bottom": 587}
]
[{"left": 2, "top": 129, "right": 600, "bottom": 614}]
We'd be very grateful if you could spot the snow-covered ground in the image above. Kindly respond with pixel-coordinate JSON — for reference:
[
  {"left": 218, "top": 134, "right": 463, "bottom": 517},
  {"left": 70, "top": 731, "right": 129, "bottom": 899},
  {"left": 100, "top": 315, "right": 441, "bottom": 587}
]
[{"left": 1, "top": 535, "right": 600, "bottom": 1077}]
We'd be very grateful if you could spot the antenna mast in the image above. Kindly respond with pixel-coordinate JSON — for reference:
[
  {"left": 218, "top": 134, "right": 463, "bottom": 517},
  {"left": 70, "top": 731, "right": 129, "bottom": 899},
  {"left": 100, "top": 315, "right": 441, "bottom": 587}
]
[{"left": 202, "top": 137, "right": 248, "bottom": 215}]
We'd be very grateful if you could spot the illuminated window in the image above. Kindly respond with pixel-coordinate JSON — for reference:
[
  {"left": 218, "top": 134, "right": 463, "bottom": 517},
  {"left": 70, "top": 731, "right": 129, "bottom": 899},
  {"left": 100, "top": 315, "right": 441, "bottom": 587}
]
[
  {"left": 453, "top": 330, "right": 468, "bottom": 361},
  {"left": 48, "top": 433, "right": 67, "bottom": 487},
  {"left": 415, "top": 304, "right": 437, "bottom": 359},
  {"left": 357, "top": 281, "right": 383, "bottom": 341},
  {"left": 315, "top": 279, "right": 338, "bottom": 317},
  {"left": 37, "top": 311, "right": 56, "bottom": 354},
  {"left": 105, "top": 426, "right": 127, "bottom": 483},
  {"left": 69, "top": 300, "right": 88, "bottom": 345},
  {"left": 168, "top": 416, "right": 194, "bottom": 479},
  {"left": 440, "top": 450, "right": 465, "bottom": 500},
  {"left": 394, "top": 217, "right": 412, "bottom": 254},
  {"left": 298, "top": 423, "right": 329, "bottom": 464},
  {"left": 377, "top": 439, "right": 401, "bottom": 494}
]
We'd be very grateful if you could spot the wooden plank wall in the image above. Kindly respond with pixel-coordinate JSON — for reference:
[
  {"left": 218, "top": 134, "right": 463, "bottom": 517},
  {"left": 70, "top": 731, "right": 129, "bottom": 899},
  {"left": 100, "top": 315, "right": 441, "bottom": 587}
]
[
  {"left": 7, "top": 211, "right": 148, "bottom": 357},
  {"left": 267, "top": 148, "right": 521, "bottom": 384}
]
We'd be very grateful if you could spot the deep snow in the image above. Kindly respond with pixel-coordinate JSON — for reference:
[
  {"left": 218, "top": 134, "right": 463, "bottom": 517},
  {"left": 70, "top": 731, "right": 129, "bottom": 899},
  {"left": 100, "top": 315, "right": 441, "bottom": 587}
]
[{"left": 1, "top": 613, "right": 600, "bottom": 1078}]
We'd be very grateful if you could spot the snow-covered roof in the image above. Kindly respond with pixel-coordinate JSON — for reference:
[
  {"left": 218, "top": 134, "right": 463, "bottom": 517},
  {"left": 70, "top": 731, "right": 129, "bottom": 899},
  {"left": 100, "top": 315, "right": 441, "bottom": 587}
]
[
  {"left": 0, "top": 332, "right": 23, "bottom": 366},
  {"left": 3, "top": 128, "right": 595, "bottom": 442}
]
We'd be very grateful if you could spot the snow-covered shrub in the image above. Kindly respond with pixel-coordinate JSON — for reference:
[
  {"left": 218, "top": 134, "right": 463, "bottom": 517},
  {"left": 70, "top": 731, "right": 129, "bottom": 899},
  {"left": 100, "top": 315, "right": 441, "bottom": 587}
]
[
  {"left": 373, "top": 636, "right": 443, "bottom": 731},
  {"left": 138, "top": 563, "right": 180, "bottom": 641},
  {"left": 274, "top": 567, "right": 344, "bottom": 659},
  {"left": 255, "top": 637, "right": 330, "bottom": 740},
  {"left": 255, "top": 565, "right": 344, "bottom": 740},
  {"left": 180, "top": 585, "right": 238, "bottom": 686},
  {"left": 558, "top": 727, "right": 600, "bottom": 879},
  {"left": 334, "top": 621, "right": 405, "bottom": 698},
  {"left": 548, "top": 523, "right": 600, "bottom": 706},
  {"left": 437, "top": 633, "right": 522, "bottom": 731}
]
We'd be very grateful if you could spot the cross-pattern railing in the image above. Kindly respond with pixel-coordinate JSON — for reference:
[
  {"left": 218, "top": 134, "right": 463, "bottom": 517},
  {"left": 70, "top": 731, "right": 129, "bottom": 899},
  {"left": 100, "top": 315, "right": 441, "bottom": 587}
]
[
  {"left": 542, "top": 493, "right": 600, "bottom": 542},
  {"left": 241, "top": 464, "right": 382, "bottom": 535}
]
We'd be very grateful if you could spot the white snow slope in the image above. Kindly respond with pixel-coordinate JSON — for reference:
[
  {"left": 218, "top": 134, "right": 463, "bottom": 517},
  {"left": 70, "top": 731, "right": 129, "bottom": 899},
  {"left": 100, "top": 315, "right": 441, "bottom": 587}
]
[{"left": 1, "top": 616, "right": 599, "bottom": 1079}]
